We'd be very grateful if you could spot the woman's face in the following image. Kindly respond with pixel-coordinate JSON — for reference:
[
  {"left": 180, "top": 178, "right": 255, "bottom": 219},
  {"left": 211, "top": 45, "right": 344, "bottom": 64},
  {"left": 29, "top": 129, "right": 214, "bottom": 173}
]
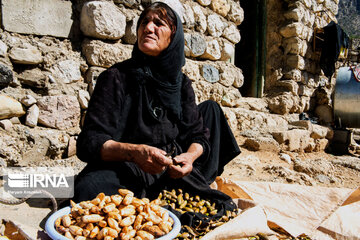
[{"left": 137, "top": 11, "right": 173, "bottom": 57}]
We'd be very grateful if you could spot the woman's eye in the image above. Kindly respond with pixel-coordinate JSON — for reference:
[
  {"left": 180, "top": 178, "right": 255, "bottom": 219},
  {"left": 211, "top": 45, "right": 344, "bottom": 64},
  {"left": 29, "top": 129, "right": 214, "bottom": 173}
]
[{"left": 155, "top": 20, "right": 165, "bottom": 26}]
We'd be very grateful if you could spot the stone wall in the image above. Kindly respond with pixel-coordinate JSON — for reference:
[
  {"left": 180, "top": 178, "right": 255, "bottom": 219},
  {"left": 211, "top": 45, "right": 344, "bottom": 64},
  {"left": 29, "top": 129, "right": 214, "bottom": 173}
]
[
  {"left": 0, "top": 0, "right": 247, "bottom": 166},
  {"left": 0, "top": 0, "right": 340, "bottom": 167},
  {"left": 265, "top": 0, "right": 339, "bottom": 126}
]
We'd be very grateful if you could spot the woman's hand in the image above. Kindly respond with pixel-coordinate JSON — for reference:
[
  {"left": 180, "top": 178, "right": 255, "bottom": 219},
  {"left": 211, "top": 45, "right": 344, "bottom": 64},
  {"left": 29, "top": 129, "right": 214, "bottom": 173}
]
[
  {"left": 167, "top": 143, "right": 203, "bottom": 179},
  {"left": 167, "top": 153, "right": 194, "bottom": 178},
  {"left": 131, "top": 144, "right": 173, "bottom": 174},
  {"left": 100, "top": 140, "right": 173, "bottom": 174}
]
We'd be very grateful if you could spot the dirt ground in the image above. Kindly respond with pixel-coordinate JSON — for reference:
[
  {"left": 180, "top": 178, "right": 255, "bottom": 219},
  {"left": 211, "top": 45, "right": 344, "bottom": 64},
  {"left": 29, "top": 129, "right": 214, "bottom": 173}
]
[{"left": 221, "top": 137, "right": 360, "bottom": 190}]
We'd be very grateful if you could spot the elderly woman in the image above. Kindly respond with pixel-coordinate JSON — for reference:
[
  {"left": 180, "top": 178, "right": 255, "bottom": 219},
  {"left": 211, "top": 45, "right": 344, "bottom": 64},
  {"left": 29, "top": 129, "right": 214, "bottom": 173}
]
[{"left": 74, "top": 2, "right": 240, "bottom": 202}]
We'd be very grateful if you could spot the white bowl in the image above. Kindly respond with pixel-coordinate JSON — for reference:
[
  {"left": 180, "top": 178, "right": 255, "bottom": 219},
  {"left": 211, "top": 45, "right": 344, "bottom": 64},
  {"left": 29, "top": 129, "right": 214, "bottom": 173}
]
[{"left": 45, "top": 206, "right": 181, "bottom": 240}]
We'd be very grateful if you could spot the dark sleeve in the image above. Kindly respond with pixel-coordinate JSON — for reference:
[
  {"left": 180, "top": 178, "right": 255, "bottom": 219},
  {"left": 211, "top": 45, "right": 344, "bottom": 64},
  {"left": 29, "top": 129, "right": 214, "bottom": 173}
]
[
  {"left": 177, "top": 75, "right": 210, "bottom": 156},
  {"left": 76, "top": 66, "right": 128, "bottom": 163}
]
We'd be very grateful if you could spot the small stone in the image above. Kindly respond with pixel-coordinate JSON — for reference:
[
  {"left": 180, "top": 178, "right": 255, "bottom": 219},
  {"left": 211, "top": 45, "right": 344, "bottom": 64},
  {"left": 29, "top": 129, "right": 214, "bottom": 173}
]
[
  {"left": 0, "top": 119, "right": 13, "bottom": 130},
  {"left": 78, "top": 90, "right": 90, "bottom": 109},
  {"left": 0, "top": 95, "right": 26, "bottom": 120},
  {"left": 9, "top": 47, "right": 43, "bottom": 65},
  {"left": 196, "top": 0, "right": 211, "bottom": 6},
  {"left": 0, "top": 64, "right": 13, "bottom": 87},
  {"left": 316, "top": 174, "right": 330, "bottom": 184},
  {"left": 25, "top": 104, "right": 39, "bottom": 128},
  {"left": 280, "top": 153, "right": 292, "bottom": 164},
  {"left": 0, "top": 40, "right": 8, "bottom": 57},
  {"left": 17, "top": 68, "right": 47, "bottom": 88},
  {"left": 51, "top": 60, "right": 81, "bottom": 84},
  {"left": 21, "top": 95, "right": 37, "bottom": 107},
  {"left": 193, "top": 5, "right": 207, "bottom": 33},
  {"left": 67, "top": 136, "right": 77, "bottom": 157},
  {"left": 9, "top": 117, "right": 21, "bottom": 124}
]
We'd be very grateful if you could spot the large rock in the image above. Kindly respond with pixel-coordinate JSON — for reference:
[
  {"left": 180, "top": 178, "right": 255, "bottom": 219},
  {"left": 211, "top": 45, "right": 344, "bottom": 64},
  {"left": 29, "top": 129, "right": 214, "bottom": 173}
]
[
  {"left": 183, "top": 59, "right": 201, "bottom": 82},
  {"left": 123, "top": 16, "right": 139, "bottom": 45},
  {"left": 227, "top": 1, "right": 244, "bottom": 25},
  {"left": 80, "top": 1, "right": 126, "bottom": 40},
  {"left": 9, "top": 47, "right": 42, "bottom": 65},
  {"left": 207, "top": 14, "right": 227, "bottom": 38},
  {"left": 220, "top": 40, "right": 235, "bottom": 62},
  {"left": 244, "top": 137, "right": 280, "bottom": 152},
  {"left": 218, "top": 62, "right": 243, "bottom": 87},
  {"left": 272, "top": 129, "right": 311, "bottom": 152},
  {"left": 50, "top": 60, "right": 81, "bottom": 84},
  {"left": 235, "top": 97, "right": 269, "bottom": 112},
  {"left": 192, "top": 80, "right": 213, "bottom": 103},
  {"left": 268, "top": 93, "right": 300, "bottom": 114},
  {"left": 17, "top": 68, "right": 47, "bottom": 88},
  {"left": 279, "top": 22, "right": 305, "bottom": 39},
  {"left": 0, "top": 95, "right": 26, "bottom": 120},
  {"left": 82, "top": 39, "right": 133, "bottom": 68},
  {"left": 311, "top": 124, "right": 331, "bottom": 139},
  {"left": 283, "top": 37, "right": 308, "bottom": 56},
  {"left": 1, "top": 0, "right": 73, "bottom": 38},
  {"left": 0, "top": 64, "right": 13, "bottom": 87},
  {"left": 193, "top": 5, "right": 207, "bottom": 33},
  {"left": 184, "top": 33, "right": 206, "bottom": 57},
  {"left": 210, "top": 0, "right": 231, "bottom": 17},
  {"left": 222, "top": 24, "right": 241, "bottom": 44},
  {"left": 200, "top": 38, "right": 221, "bottom": 60},
  {"left": 221, "top": 88, "right": 241, "bottom": 107},
  {"left": 234, "top": 108, "right": 289, "bottom": 133},
  {"left": 210, "top": 83, "right": 226, "bottom": 103},
  {"left": 183, "top": 3, "right": 195, "bottom": 29},
  {"left": 201, "top": 64, "right": 219, "bottom": 83},
  {"left": 37, "top": 95, "right": 80, "bottom": 130},
  {"left": 286, "top": 55, "right": 305, "bottom": 70}
]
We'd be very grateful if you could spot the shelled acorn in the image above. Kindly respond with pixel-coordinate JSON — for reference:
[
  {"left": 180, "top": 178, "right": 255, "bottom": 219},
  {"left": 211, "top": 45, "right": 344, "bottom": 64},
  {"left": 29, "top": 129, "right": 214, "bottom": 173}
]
[
  {"left": 156, "top": 189, "right": 239, "bottom": 239},
  {"left": 55, "top": 189, "right": 174, "bottom": 240}
]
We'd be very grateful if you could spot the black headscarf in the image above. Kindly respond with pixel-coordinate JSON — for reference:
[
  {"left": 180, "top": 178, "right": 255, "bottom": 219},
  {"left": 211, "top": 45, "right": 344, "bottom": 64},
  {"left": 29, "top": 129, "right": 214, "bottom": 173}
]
[{"left": 131, "top": 2, "right": 185, "bottom": 120}]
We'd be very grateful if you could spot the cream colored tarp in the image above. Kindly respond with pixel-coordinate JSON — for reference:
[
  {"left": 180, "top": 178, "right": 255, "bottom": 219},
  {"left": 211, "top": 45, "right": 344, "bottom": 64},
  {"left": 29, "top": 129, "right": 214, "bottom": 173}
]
[
  {"left": 206, "top": 177, "right": 360, "bottom": 240},
  {"left": 1, "top": 179, "right": 359, "bottom": 239}
]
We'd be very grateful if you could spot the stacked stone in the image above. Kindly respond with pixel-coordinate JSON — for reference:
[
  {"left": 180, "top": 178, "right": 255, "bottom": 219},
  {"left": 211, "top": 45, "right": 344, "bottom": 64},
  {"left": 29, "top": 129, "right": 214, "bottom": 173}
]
[
  {"left": 266, "top": 0, "right": 338, "bottom": 126},
  {"left": 0, "top": 0, "right": 244, "bottom": 165},
  {"left": 82, "top": 0, "right": 245, "bottom": 108}
]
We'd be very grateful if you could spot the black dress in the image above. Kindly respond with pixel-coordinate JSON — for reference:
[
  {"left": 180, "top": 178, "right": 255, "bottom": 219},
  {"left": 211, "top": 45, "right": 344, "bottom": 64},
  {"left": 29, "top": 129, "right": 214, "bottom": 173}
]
[{"left": 74, "top": 3, "right": 240, "bottom": 211}]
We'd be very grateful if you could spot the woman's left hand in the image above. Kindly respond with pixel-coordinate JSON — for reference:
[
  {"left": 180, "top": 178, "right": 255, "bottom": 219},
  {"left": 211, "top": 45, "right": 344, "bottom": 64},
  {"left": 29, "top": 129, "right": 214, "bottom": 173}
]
[
  {"left": 167, "top": 153, "right": 194, "bottom": 178},
  {"left": 166, "top": 142, "right": 203, "bottom": 179}
]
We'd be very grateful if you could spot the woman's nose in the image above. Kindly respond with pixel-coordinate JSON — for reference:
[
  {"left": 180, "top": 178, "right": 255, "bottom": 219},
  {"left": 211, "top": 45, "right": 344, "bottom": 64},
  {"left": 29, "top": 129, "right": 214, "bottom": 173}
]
[{"left": 144, "top": 21, "right": 155, "bottom": 33}]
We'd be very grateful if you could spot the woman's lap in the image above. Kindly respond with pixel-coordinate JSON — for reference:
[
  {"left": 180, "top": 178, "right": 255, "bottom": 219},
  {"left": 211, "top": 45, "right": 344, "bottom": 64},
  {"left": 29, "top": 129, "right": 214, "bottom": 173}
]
[{"left": 73, "top": 100, "right": 240, "bottom": 201}]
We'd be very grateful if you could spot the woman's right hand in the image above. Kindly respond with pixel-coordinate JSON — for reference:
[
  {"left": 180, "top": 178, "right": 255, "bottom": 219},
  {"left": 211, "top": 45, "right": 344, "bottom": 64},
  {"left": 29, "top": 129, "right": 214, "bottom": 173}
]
[
  {"left": 101, "top": 140, "right": 173, "bottom": 174},
  {"left": 131, "top": 144, "right": 173, "bottom": 174}
]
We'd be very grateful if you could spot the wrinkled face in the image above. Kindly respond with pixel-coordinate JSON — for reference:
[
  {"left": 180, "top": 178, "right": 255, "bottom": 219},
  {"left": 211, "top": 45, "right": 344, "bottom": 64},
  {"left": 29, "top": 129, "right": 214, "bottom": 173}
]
[{"left": 137, "top": 11, "right": 173, "bottom": 57}]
